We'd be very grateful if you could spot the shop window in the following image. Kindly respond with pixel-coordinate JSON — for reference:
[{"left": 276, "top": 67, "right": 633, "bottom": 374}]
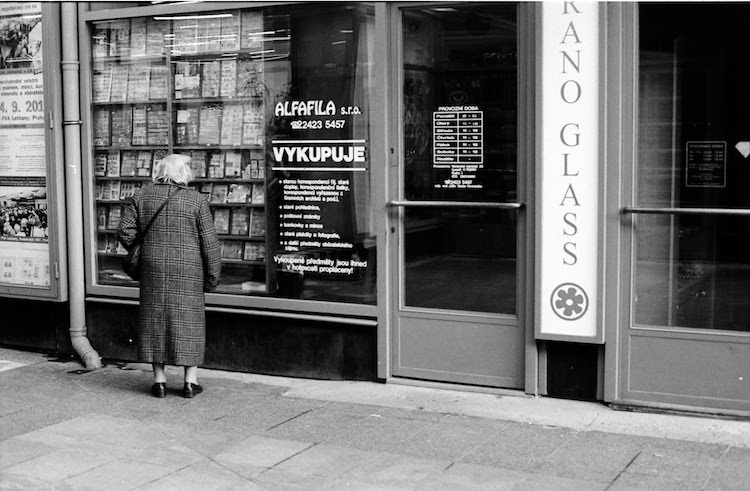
[
  {"left": 635, "top": 3, "right": 750, "bottom": 331},
  {"left": 88, "top": 4, "right": 376, "bottom": 305}
]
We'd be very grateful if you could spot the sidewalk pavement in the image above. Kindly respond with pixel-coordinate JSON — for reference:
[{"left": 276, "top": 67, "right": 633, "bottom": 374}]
[{"left": 0, "top": 347, "right": 748, "bottom": 490}]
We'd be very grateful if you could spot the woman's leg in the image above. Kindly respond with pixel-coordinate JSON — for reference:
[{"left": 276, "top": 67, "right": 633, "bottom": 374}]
[
  {"left": 150, "top": 362, "right": 167, "bottom": 398},
  {"left": 182, "top": 366, "right": 202, "bottom": 398},
  {"left": 152, "top": 363, "right": 166, "bottom": 383},
  {"left": 184, "top": 366, "right": 198, "bottom": 384}
]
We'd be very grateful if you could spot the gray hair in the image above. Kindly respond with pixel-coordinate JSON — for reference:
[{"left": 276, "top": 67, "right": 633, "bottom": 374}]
[{"left": 153, "top": 153, "right": 194, "bottom": 185}]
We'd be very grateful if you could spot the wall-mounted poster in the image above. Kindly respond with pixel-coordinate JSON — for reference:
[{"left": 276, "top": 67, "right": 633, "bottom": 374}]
[{"left": 0, "top": 2, "right": 49, "bottom": 287}]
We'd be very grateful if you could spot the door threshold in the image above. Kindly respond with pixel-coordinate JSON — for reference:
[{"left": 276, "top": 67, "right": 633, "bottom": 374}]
[{"left": 387, "top": 376, "right": 529, "bottom": 398}]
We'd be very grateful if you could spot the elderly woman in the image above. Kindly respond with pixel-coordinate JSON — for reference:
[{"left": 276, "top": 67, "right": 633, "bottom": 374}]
[{"left": 118, "top": 154, "right": 221, "bottom": 398}]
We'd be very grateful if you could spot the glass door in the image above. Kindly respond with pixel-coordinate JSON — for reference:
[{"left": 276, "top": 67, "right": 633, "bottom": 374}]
[
  {"left": 389, "top": 3, "right": 526, "bottom": 388},
  {"left": 619, "top": 3, "right": 750, "bottom": 410}
]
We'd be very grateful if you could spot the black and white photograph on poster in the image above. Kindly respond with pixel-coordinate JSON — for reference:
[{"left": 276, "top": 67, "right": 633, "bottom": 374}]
[
  {"left": 0, "top": 3, "right": 45, "bottom": 177},
  {"left": 0, "top": 3, "right": 42, "bottom": 71},
  {"left": 0, "top": 185, "right": 48, "bottom": 241}
]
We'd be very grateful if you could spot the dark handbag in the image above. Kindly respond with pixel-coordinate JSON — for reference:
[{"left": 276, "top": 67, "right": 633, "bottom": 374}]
[{"left": 122, "top": 188, "right": 180, "bottom": 280}]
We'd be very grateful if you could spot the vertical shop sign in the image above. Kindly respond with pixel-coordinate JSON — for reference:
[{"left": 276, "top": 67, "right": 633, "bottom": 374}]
[
  {"left": 272, "top": 99, "right": 369, "bottom": 278},
  {"left": 0, "top": 2, "right": 49, "bottom": 287},
  {"left": 538, "top": 2, "right": 600, "bottom": 340}
]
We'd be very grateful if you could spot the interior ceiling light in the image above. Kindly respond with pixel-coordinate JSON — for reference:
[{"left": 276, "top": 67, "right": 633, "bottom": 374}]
[{"left": 153, "top": 13, "right": 232, "bottom": 21}]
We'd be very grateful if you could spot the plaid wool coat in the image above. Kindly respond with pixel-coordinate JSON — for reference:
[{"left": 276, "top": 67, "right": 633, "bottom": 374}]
[{"left": 118, "top": 182, "right": 221, "bottom": 366}]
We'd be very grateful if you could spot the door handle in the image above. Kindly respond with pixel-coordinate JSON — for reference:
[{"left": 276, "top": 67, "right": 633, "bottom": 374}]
[
  {"left": 388, "top": 200, "right": 524, "bottom": 209},
  {"left": 622, "top": 206, "right": 750, "bottom": 216}
]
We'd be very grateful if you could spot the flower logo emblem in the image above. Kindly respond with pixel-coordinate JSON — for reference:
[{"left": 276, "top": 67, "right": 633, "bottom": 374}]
[{"left": 550, "top": 283, "right": 589, "bottom": 321}]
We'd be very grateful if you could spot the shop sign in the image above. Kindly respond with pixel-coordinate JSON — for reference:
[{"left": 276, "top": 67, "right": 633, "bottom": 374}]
[
  {"left": 0, "top": 2, "right": 49, "bottom": 287},
  {"left": 432, "top": 105, "right": 484, "bottom": 190},
  {"left": 271, "top": 99, "right": 369, "bottom": 278},
  {"left": 538, "top": 1, "right": 601, "bottom": 341},
  {"left": 686, "top": 141, "right": 726, "bottom": 188}
]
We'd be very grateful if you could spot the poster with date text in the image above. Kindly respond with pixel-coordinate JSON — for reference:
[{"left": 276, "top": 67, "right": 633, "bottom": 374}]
[{"left": 0, "top": 2, "right": 49, "bottom": 287}]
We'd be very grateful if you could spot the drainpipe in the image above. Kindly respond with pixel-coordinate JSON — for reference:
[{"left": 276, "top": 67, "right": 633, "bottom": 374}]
[{"left": 61, "top": 3, "right": 101, "bottom": 370}]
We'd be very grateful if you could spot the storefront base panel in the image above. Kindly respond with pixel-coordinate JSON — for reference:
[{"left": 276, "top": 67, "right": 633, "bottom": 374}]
[
  {"left": 84, "top": 302, "right": 378, "bottom": 381},
  {"left": 546, "top": 341, "right": 599, "bottom": 401},
  {"left": 0, "top": 298, "right": 66, "bottom": 353},
  {"left": 623, "top": 333, "right": 750, "bottom": 414}
]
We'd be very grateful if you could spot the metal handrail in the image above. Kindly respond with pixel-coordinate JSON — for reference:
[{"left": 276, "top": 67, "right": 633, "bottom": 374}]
[
  {"left": 622, "top": 206, "right": 750, "bottom": 216},
  {"left": 389, "top": 200, "right": 524, "bottom": 209}
]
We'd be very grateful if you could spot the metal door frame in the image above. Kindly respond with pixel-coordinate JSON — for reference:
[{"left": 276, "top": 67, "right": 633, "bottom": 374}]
[
  {"left": 379, "top": 2, "right": 538, "bottom": 393},
  {"left": 606, "top": 3, "right": 750, "bottom": 415}
]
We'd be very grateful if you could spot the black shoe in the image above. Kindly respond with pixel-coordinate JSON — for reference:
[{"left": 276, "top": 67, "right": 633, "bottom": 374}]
[
  {"left": 182, "top": 382, "right": 203, "bottom": 398},
  {"left": 151, "top": 382, "right": 166, "bottom": 398}
]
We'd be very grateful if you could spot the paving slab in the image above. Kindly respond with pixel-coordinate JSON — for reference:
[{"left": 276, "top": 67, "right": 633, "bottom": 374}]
[
  {"left": 619, "top": 444, "right": 728, "bottom": 489},
  {"left": 345, "top": 452, "right": 451, "bottom": 488},
  {"left": 274, "top": 443, "right": 382, "bottom": 478},
  {"left": 460, "top": 421, "right": 577, "bottom": 472},
  {"left": 253, "top": 468, "right": 349, "bottom": 490},
  {"left": 393, "top": 423, "right": 485, "bottom": 462},
  {"left": 214, "top": 435, "right": 312, "bottom": 478},
  {"left": 321, "top": 412, "right": 436, "bottom": 454},
  {"left": 0, "top": 436, "right": 57, "bottom": 470},
  {"left": 0, "top": 348, "right": 47, "bottom": 365},
  {"left": 138, "top": 460, "right": 261, "bottom": 490},
  {"left": 703, "top": 446, "right": 750, "bottom": 490},
  {"left": 264, "top": 405, "right": 366, "bottom": 443},
  {"left": 148, "top": 422, "right": 252, "bottom": 459},
  {"left": 2, "top": 448, "right": 116, "bottom": 485},
  {"left": 532, "top": 429, "right": 645, "bottom": 483},
  {"left": 415, "top": 462, "right": 607, "bottom": 491},
  {"left": 63, "top": 460, "right": 171, "bottom": 491}
]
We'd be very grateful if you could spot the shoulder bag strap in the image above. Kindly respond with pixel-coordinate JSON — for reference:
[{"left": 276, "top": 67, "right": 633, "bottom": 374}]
[{"left": 139, "top": 187, "right": 181, "bottom": 241}]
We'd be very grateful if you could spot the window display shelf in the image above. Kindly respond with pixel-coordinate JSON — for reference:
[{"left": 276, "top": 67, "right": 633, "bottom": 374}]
[
  {"left": 172, "top": 145, "right": 264, "bottom": 151},
  {"left": 92, "top": 54, "right": 165, "bottom": 63},
  {"left": 97, "top": 252, "right": 126, "bottom": 257},
  {"left": 172, "top": 97, "right": 262, "bottom": 105},
  {"left": 217, "top": 235, "right": 265, "bottom": 241},
  {"left": 93, "top": 100, "right": 168, "bottom": 106},
  {"left": 221, "top": 259, "right": 265, "bottom": 266},
  {"left": 95, "top": 176, "right": 150, "bottom": 182},
  {"left": 207, "top": 202, "right": 264, "bottom": 208},
  {"left": 93, "top": 146, "right": 168, "bottom": 151},
  {"left": 193, "top": 178, "right": 264, "bottom": 184},
  {"left": 95, "top": 199, "right": 130, "bottom": 204}
]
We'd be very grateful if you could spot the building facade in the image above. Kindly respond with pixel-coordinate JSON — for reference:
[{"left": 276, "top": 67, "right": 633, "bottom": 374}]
[{"left": 0, "top": 2, "right": 747, "bottom": 417}]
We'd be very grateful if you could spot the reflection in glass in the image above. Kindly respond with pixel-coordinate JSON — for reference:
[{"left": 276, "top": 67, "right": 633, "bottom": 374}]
[
  {"left": 90, "top": 4, "right": 376, "bottom": 305},
  {"left": 402, "top": 5, "right": 517, "bottom": 203},
  {"left": 405, "top": 208, "right": 516, "bottom": 315},
  {"left": 636, "top": 4, "right": 750, "bottom": 331},
  {"left": 634, "top": 214, "right": 750, "bottom": 332}
]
